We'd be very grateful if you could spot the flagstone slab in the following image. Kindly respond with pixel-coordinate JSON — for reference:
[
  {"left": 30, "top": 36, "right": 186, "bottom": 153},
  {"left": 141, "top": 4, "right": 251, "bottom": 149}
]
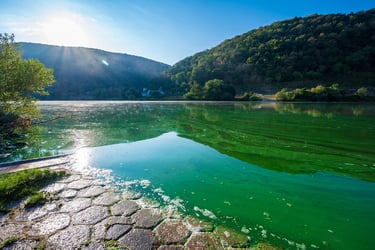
[
  {"left": 2, "top": 239, "right": 40, "bottom": 250},
  {"left": 14, "top": 203, "right": 56, "bottom": 222},
  {"left": 72, "top": 206, "right": 108, "bottom": 225},
  {"left": 118, "top": 229, "right": 158, "bottom": 250},
  {"left": 48, "top": 225, "right": 90, "bottom": 249},
  {"left": 29, "top": 213, "right": 70, "bottom": 236},
  {"left": 186, "top": 232, "right": 224, "bottom": 250},
  {"left": 67, "top": 179, "right": 93, "bottom": 190},
  {"left": 111, "top": 200, "right": 140, "bottom": 216},
  {"left": 93, "top": 192, "right": 121, "bottom": 206},
  {"left": 58, "top": 174, "right": 81, "bottom": 183},
  {"left": 93, "top": 216, "right": 133, "bottom": 240},
  {"left": 59, "top": 189, "right": 78, "bottom": 199},
  {"left": 42, "top": 182, "right": 66, "bottom": 193},
  {"left": 0, "top": 224, "right": 25, "bottom": 242},
  {"left": 154, "top": 219, "right": 191, "bottom": 244},
  {"left": 131, "top": 208, "right": 163, "bottom": 229},
  {"left": 185, "top": 216, "right": 214, "bottom": 232},
  {"left": 60, "top": 197, "right": 91, "bottom": 213},
  {"left": 105, "top": 224, "right": 132, "bottom": 240},
  {"left": 77, "top": 185, "right": 106, "bottom": 198},
  {"left": 215, "top": 225, "right": 250, "bottom": 248}
]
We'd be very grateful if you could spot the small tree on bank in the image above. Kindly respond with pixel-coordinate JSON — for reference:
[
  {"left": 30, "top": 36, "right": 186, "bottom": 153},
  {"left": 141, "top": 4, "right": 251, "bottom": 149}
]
[
  {"left": 1, "top": 33, "right": 55, "bottom": 157},
  {"left": 0, "top": 33, "right": 55, "bottom": 117}
]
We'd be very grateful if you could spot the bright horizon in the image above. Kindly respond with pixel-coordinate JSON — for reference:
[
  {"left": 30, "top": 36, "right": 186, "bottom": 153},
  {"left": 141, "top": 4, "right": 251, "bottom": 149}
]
[{"left": 0, "top": 0, "right": 373, "bottom": 65}]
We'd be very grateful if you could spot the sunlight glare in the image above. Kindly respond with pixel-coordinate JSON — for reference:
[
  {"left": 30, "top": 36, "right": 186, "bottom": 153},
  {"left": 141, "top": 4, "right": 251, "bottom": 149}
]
[
  {"left": 42, "top": 13, "right": 90, "bottom": 47},
  {"left": 101, "top": 59, "right": 109, "bottom": 66}
]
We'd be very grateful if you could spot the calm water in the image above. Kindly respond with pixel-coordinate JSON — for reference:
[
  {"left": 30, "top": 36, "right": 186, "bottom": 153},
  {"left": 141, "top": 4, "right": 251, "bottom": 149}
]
[{"left": 7, "top": 101, "right": 375, "bottom": 249}]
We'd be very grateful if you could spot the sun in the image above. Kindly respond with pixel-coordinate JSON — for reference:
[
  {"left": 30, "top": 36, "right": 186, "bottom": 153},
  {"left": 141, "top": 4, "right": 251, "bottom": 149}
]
[{"left": 41, "top": 13, "right": 89, "bottom": 47}]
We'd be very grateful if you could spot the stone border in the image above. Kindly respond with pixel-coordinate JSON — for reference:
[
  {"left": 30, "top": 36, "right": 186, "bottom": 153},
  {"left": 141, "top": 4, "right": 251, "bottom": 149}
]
[{"left": 0, "top": 157, "right": 264, "bottom": 249}]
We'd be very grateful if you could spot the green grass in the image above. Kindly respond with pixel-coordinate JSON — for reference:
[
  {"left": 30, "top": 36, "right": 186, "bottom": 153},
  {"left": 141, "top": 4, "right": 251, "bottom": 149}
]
[{"left": 0, "top": 168, "right": 67, "bottom": 211}]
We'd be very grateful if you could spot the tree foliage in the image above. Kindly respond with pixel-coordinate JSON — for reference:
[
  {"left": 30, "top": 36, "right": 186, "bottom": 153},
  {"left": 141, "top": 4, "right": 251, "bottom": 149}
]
[
  {"left": 275, "top": 84, "right": 371, "bottom": 101},
  {"left": 203, "top": 79, "right": 235, "bottom": 100},
  {"left": 1, "top": 34, "right": 55, "bottom": 157},
  {"left": 184, "top": 79, "right": 235, "bottom": 100},
  {"left": 0, "top": 34, "right": 55, "bottom": 117},
  {"left": 166, "top": 9, "right": 375, "bottom": 94}
]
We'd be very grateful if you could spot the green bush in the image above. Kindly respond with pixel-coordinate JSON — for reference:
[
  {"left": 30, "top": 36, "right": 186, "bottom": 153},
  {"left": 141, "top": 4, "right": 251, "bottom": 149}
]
[
  {"left": 355, "top": 87, "right": 368, "bottom": 97},
  {"left": 275, "top": 83, "right": 367, "bottom": 102}
]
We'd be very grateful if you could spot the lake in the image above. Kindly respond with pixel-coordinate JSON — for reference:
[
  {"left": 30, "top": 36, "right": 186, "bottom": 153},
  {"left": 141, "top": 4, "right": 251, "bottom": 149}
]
[{"left": 8, "top": 101, "right": 375, "bottom": 249}]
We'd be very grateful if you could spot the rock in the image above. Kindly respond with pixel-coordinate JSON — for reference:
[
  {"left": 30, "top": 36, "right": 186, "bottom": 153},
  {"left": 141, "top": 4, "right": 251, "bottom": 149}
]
[
  {"left": 155, "top": 219, "right": 191, "bottom": 244},
  {"left": 60, "top": 198, "right": 91, "bottom": 213},
  {"left": 215, "top": 225, "right": 250, "bottom": 248},
  {"left": 29, "top": 213, "right": 70, "bottom": 236},
  {"left": 26, "top": 203, "right": 57, "bottom": 221},
  {"left": 58, "top": 175, "right": 81, "bottom": 183},
  {"left": 185, "top": 216, "right": 214, "bottom": 232},
  {"left": 105, "top": 224, "right": 132, "bottom": 240},
  {"left": 72, "top": 206, "right": 108, "bottom": 225},
  {"left": 111, "top": 200, "right": 140, "bottom": 216},
  {"left": 0, "top": 224, "right": 25, "bottom": 243},
  {"left": 131, "top": 208, "right": 163, "bottom": 229},
  {"left": 118, "top": 229, "right": 158, "bottom": 250},
  {"left": 59, "top": 189, "right": 78, "bottom": 199},
  {"left": 48, "top": 225, "right": 90, "bottom": 249},
  {"left": 93, "top": 216, "right": 133, "bottom": 240},
  {"left": 93, "top": 192, "right": 121, "bottom": 206},
  {"left": 2, "top": 239, "right": 40, "bottom": 250},
  {"left": 67, "top": 179, "right": 93, "bottom": 190},
  {"left": 186, "top": 232, "right": 224, "bottom": 250},
  {"left": 42, "top": 182, "right": 66, "bottom": 193},
  {"left": 77, "top": 185, "right": 106, "bottom": 198}
]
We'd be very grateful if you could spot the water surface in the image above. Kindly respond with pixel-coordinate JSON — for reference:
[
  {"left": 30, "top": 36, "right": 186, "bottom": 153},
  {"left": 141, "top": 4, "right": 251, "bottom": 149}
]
[{"left": 6, "top": 101, "right": 375, "bottom": 249}]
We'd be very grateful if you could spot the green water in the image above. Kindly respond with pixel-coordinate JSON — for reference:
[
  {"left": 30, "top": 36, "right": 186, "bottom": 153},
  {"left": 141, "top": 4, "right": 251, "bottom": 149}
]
[{"left": 5, "top": 101, "right": 375, "bottom": 249}]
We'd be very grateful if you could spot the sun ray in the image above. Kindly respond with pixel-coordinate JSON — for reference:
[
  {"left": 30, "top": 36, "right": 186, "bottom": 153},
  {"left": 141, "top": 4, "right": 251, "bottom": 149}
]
[{"left": 41, "top": 12, "right": 89, "bottom": 47}]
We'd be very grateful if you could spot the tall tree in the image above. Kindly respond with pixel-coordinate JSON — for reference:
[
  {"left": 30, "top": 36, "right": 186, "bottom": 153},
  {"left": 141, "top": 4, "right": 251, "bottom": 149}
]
[{"left": 0, "top": 33, "right": 55, "bottom": 117}]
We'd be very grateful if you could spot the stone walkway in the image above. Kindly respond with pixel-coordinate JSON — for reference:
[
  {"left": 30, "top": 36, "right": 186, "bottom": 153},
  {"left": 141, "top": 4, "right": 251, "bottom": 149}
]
[{"left": 0, "top": 159, "right": 256, "bottom": 250}]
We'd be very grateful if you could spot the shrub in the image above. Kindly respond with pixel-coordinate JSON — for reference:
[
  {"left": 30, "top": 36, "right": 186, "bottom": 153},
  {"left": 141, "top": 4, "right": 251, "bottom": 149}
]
[{"left": 355, "top": 87, "right": 368, "bottom": 97}]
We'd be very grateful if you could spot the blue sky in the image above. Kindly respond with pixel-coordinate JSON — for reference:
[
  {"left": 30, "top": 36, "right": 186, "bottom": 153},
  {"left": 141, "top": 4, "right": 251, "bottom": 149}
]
[{"left": 0, "top": 0, "right": 373, "bottom": 64}]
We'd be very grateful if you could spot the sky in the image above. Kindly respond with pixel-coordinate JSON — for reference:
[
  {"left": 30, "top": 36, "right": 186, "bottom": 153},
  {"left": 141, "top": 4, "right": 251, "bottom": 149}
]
[{"left": 0, "top": 0, "right": 373, "bottom": 65}]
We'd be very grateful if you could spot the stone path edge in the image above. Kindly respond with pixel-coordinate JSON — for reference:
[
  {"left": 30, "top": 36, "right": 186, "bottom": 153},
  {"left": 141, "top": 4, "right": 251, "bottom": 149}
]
[{"left": 0, "top": 159, "right": 277, "bottom": 250}]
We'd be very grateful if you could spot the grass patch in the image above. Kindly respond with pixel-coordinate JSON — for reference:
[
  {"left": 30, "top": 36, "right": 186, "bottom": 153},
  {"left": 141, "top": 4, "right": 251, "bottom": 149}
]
[
  {"left": 0, "top": 236, "right": 19, "bottom": 249},
  {"left": 104, "top": 240, "right": 130, "bottom": 250},
  {"left": 0, "top": 168, "right": 67, "bottom": 211},
  {"left": 25, "top": 191, "right": 49, "bottom": 208}
]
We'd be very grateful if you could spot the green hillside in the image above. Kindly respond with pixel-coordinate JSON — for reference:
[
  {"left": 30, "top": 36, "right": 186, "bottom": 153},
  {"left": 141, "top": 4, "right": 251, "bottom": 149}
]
[
  {"left": 166, "top": 9, "right": 375, "bottom": 95},
  {"left": 20, "top": 43, "right": 170, "bottom": 100}
]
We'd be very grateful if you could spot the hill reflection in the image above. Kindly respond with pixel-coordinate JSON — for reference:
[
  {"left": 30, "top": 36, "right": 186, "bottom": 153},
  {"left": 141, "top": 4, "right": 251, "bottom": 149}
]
[{"left": 7, "top": 101, "right": 375, "bottom": 182}]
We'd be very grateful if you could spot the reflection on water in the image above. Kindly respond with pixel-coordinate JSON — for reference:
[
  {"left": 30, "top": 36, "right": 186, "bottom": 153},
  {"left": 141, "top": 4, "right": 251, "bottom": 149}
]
[
  {"left": 4, "top": 101, "right": 375, "bottom": 181},
  {"left": 72, "top": 132, "right": 375, "bottom": 250},
  {"left": 3, "top": 101, "right": 374, "bottom": 249}
]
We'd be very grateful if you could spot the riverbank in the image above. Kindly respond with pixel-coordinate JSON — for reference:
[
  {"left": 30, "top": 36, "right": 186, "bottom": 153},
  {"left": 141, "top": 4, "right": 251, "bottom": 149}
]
[{"left": 0, "top": 156, "right": 271, "bottom": 249}]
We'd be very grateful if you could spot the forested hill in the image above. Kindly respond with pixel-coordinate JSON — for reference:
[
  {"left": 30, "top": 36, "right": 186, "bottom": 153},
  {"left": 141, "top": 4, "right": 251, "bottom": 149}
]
[
  {"left": 20, "top": 43, "right": 170, "bottom": 100},
  {"left": 166, "top": 9, "right": 375, "bottom": 94}
]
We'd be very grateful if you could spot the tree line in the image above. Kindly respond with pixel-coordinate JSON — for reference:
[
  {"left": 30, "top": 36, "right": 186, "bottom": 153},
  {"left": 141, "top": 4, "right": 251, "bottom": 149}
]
[{"left": 165, "top": 9, "right": 375, "bottom": 97}]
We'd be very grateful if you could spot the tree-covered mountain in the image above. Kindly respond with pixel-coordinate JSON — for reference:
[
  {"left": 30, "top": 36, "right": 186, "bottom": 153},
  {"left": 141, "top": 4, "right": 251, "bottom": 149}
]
[
  {"left": 166, "top": 9, "right": 375, "bottom": 95},
  {"left": 20, "top": 43, "right": 170, "bottom": 100}
]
